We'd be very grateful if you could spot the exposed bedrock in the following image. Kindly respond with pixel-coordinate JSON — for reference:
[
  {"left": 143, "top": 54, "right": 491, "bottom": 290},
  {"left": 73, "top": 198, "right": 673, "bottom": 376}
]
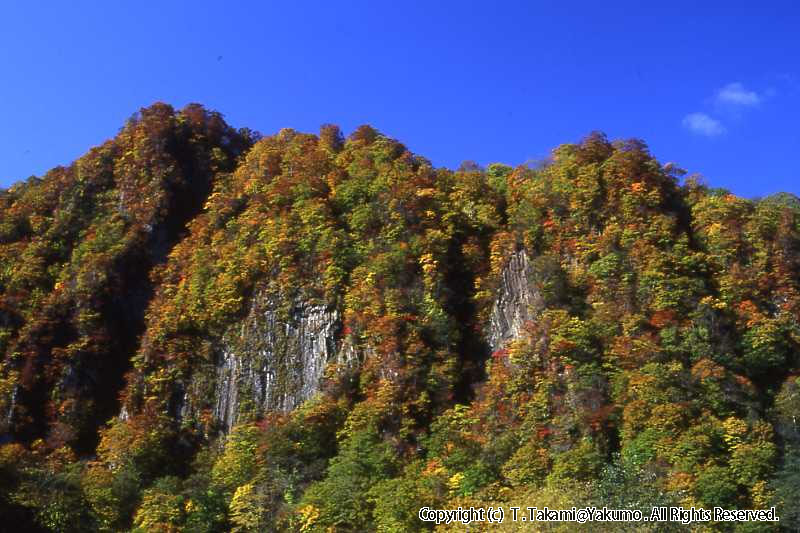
[
  {"left": 209, "top": 289, "right": 351, "bottom": 432},
  {"left": 486, "top": 249, "right": 544, "bottom": 352}
]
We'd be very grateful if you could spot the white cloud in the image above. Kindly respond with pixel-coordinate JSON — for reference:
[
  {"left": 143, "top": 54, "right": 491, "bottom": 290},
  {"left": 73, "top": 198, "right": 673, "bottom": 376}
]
[
  {"left": 682, "top": 112, "right": 725, "bottom": 136},
  {"left": 716, "top": 82, "right": 761, "bottom": 106}
]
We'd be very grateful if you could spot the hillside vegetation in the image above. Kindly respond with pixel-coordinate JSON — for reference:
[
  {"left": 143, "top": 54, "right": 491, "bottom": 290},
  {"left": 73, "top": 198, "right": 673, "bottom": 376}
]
[{"left": 1, "top": 103, "right": 798, "bottom": 532}]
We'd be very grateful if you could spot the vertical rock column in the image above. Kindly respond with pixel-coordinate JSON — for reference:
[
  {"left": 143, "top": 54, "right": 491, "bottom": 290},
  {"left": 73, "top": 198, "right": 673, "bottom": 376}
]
[
  {"left": 211, "top": 291, "right": 341, "bottom": 432},
  {"left": 486, "top": 249, "right": 543, "bottom": 352}
]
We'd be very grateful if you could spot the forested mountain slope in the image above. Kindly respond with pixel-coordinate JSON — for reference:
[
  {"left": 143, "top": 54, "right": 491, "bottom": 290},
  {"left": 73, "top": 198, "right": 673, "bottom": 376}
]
[{"left": 1, "top": 103, "right": 798, "bottom": 532}]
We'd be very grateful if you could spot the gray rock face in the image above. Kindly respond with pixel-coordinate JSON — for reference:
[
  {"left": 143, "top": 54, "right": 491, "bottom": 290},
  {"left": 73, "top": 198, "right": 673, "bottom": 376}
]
[
  {"left": 210, "top": 290, "right": 344, "bottom": 432},
  {"left": 2, "top": 385, "right": 16, "bottom": 434},
  {"left": 486, "top": 249, "right": 543, "bottom": 352},
  {"left": 185, "top": 249, "right": 544, "bottom": 431}
]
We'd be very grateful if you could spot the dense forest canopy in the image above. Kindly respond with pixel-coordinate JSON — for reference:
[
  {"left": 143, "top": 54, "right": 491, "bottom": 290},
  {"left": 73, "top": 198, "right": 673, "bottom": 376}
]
[{"left": 0, "top": 103, "right": 798, "bottom": 532}]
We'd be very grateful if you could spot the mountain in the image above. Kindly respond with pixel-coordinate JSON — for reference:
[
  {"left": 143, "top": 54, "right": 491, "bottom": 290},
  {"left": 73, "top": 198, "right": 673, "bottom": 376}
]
[{"left": 1, "top": 103, "right": 798, "bottom": 532}]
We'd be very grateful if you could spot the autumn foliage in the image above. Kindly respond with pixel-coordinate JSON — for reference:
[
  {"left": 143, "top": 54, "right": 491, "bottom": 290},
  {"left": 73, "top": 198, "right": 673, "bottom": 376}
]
[{"left": 0, "top": 107, "right": 798, "bottom": 531}]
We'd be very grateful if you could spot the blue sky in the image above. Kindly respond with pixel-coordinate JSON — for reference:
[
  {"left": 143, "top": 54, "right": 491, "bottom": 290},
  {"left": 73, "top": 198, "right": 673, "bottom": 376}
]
[{"left": 1, "top": 1, "right": 798, "bottom": 197}]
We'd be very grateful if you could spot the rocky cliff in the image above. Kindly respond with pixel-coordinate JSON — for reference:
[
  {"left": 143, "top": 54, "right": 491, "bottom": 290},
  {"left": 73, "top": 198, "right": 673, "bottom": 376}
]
[
  {"left": 209, "top": 290, "right": 343, "bottom": 431},
  {"left": 486, "top": 248, "right": 543, "bottom": 352}
]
